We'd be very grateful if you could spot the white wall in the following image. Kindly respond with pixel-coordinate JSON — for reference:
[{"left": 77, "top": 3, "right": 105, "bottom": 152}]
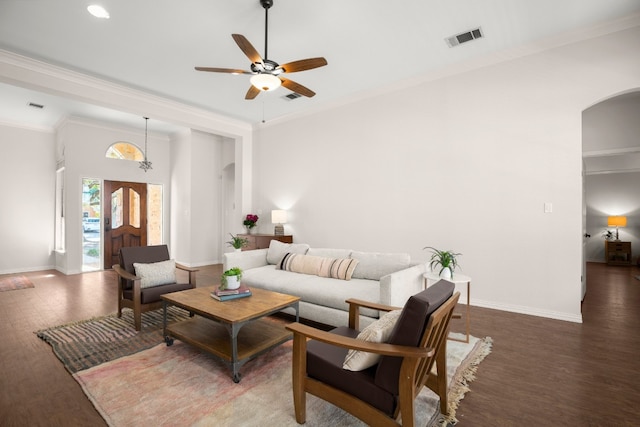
[
  {"left": 0, "top": 124, "right": 55, "bottom": 273},
  {"left": 170, "top": 129, "right": 224, "bottom": 267},
  {"left": 253, "top": 25, "right": 640, "bottom": 323},
  {"left": 190, "top": 130, "right": 223, "bottom": 266}
]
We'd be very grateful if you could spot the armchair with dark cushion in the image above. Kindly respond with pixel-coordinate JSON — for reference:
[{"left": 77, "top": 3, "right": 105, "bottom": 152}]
[
  {"left": 114, "top": 244, "right": 198, "bottom": 330},
  {"left": 285, "top": 280, "right": 459, "bottom": 426}
]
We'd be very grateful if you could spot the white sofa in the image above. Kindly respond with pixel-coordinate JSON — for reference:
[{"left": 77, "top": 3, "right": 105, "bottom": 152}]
[{"left": 223, "top": 241, "right": 426, "bottom": 328}]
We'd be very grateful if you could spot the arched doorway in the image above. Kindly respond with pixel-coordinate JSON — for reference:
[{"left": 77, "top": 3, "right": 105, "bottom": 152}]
[{"left": 582, "top": 89, "right": 640, "bottom": 298}]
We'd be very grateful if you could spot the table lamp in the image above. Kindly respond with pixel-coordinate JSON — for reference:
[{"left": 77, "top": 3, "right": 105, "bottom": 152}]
[
  {"left": 272, "top": 210, "right": 287, "bottom": 236},
  {"left": 607, "top": 216, "right": 627, "bottom": 241}
]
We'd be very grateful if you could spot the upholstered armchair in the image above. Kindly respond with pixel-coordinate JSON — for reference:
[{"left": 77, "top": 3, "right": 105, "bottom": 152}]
[
  {"left": 114, "top": 245, "right": 197, "bottom": 330},
  {"left": 285, "top": 280, "right": 459, "bottom": 426}
]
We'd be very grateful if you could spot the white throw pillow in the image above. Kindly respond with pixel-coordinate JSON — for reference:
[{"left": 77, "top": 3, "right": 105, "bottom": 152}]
[
  {"left": 133, "top": 259, "right": 176, "bottom": 289},
  {"left": 266, "top": 240, "right": 310, "bottom": 265},
  {"left": 343, "top": 309, "right": 402, "bottom": 371}
]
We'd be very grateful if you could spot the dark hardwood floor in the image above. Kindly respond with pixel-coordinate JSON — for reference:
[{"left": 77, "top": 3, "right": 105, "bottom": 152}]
[{"left": 1, "top": 262, "right": 639, "bottom": 426}]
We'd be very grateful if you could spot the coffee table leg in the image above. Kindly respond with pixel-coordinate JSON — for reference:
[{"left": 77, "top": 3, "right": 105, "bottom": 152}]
[
  {"left": 225, "top": 322, "right": 243, "bottom": 383},
  {"left": 163, "top": 301, "right": 174, "bottom": 346}
]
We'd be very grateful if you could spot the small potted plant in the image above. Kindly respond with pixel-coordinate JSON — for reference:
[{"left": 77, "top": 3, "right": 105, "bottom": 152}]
[
  {"left": 226, "top": 233, "right": 248, "bottom": 252},
  {"left": 221, "top": 267, "right": 243, "bottom": 290},
  {"left": 602, "top": 230, "right": 614, "bottom": 241},
  {"left": 424, "top": 246, "right": 461, "bottom": 279},
  {"left": 243, "top": 214, "right": 259, "bottom": 234}
]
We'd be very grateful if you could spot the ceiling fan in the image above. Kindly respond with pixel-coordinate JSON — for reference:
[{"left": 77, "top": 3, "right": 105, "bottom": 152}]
[{"left": 195, "top": 0, "right": 327, "bottom": 100}]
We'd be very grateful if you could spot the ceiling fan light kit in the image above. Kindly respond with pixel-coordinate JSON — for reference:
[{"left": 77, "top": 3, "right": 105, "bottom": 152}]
[
  {"left": 195, "top": 0, "right": 327, "bottom": 100},
  {"left": 250, "top": 73, "right": 281, "bottom": 91}
]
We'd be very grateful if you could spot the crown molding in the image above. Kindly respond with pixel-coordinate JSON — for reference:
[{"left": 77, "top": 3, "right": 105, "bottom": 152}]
[{"left": 0, "top": 49, "right": 252, "bottom": 138}]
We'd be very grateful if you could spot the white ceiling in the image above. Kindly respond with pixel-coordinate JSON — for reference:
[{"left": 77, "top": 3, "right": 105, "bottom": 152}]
[{"left": 1, "top": 0, "right": 640, "bottom": 134}]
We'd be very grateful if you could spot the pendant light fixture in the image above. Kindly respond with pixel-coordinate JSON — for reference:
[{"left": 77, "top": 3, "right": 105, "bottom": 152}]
[{"left": 139, "top": 117, "right": 152, "bottom": 172}]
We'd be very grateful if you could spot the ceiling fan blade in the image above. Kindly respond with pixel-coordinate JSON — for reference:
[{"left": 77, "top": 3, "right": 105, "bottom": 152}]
[
  {"left": 245, "top": 85, "right": 261, "bottom": 100},
  {"left": 279, "top": 77, "right": 316, "bottom": 98},
  {"left": 278, "top": 57, "right": 328, "bottom": 73},
  {"left": 195, "top": 67, "right": 250, "bottom": 74},
  {"left": 232, "top": 34, "right": 263, "bottom": 64}
]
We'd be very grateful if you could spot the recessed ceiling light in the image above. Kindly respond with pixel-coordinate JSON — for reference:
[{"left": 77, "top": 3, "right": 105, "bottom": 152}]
[{"left": 87, "top": 5, "right": 110, "bottom": 19}]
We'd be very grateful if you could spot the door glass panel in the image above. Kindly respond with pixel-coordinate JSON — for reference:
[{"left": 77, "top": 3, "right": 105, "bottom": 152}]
[
  {"left": 112, "top": 188, "right": 123, "bottom": 228},
  {"left": 129, "top": 190, "right": 140, "bottom": 228},
  {"left": 148, "top": 184, "right": 163, "bottom": 245},
  {"left": 82, "top": 178, "right": 101, "bottom": 272}
]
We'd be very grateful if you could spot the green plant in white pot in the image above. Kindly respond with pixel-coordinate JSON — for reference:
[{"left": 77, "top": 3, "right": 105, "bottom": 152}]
[
  {"left": 221, "top": 267, "right": 243, "bottom": 290},
  {"left": 226, "top": 233, "right": 248, "bottom": 251},
  {"left": 424, "top": 247, "right": 461, "bottom": 279}
]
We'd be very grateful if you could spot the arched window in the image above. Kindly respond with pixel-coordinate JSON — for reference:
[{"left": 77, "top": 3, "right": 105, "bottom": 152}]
[{"left": 106, "top": 142, "right": 144, "bottom": 161}]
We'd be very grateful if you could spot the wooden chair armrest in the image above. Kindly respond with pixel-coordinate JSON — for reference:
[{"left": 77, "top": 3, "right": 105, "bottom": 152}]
[
  {"left": 345, "top": 298, "right": 402, "bottom": 312},
  {"left": 345, "top": 298, "right": 403, "bottom": 330},
  {"left": 285, "top": 323, "right": 433, "bottom": 359},
  {"left": 175, "top": 263, "right": 198, "bottom": 286},
  {"left": 175, "top": 263, "right": 199, "bottom": 272},
  {"left": 113, "top": 264, "right": 139, "bottom": 281}
]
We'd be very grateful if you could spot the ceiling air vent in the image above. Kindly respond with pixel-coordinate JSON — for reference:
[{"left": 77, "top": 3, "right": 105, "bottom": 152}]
[
  {"left": 283, "top": 93, "right": 302, "bottom": 101},
  {"left": 445, "top": 27, "right": 483, "bottom": 48},
  {"left": 28, "top": 102, "right": 44, "bottom": 109}
]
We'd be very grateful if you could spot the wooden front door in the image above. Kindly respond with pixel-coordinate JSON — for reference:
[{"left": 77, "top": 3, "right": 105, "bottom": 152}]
[{"left": 104, "top": 181, "right": 148, "bottom": 268}]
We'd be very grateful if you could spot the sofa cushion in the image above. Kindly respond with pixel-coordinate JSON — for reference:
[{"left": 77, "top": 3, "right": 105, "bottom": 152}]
[
  {"left": 343, "top": 309, "right": 402, "bottom": 371},
  {"left": 307, "top": 247, "right": 353, "bottom": 259},
  {"left": 307, "top": 326, "right": 396, "bottom": 416},
  {"left": 133, "top": 259, "right": 176, "bottom": 289},
  {"left": 241, "top": 265, "right": 380, "bottom": 318},
  {"left": 124, "top": 282, "right": 193, "bottom": 304},
  {"left": 279, "top": 253, "right": 359, "bottom": 281},
  {"left": 266, "top": 240, "right": 310, "bottom": 265},
  {"left": 350, "top": 251, "right": 411, "bottom": 280}
]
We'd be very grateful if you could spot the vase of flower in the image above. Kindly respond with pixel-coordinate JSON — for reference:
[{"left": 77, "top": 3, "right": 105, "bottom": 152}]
[{"left": 243, "top": 214, "right": 259, "bottom": 234}]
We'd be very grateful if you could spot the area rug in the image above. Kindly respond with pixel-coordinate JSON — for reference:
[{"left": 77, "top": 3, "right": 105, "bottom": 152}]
[
  {"left": 36, "top": 307, "right": 191, "bottom": 373},
  {"left": 0, "top": 275, "right": 34, "bottom": 292},
  {"left": 71, "top": 332, "right": 492, "bottom": 427}
]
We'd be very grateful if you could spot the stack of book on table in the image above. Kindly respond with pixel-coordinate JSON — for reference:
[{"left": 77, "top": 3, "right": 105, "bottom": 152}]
[{"left": 210, "top": 284, "right": 252, "bottom": 301}]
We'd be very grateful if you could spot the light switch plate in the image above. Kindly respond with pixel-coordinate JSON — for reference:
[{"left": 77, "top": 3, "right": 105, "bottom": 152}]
[{"left": 544, "top": 202, "right": 553, "bottom": 213}]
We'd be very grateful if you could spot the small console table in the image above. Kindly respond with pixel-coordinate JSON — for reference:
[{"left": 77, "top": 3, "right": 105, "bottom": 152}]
[
  {"left": 424, "top": 272, "right": 472, "bottom": 343},
  {"left": 605, "top": 241, "right": 632, "bottom": 266},
  {"left": 238, "top": 234, "right": 293, "bottom": 250}
]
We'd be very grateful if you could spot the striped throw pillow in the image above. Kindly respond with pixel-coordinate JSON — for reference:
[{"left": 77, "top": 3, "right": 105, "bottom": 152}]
[{"left": 278, "top": 253, "right": 359, "bottom": 281}]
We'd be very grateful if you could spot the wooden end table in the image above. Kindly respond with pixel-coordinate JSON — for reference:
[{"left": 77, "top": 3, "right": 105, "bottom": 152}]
[{"left": 161, "top": 286, "right": 299, "bottom": 383}]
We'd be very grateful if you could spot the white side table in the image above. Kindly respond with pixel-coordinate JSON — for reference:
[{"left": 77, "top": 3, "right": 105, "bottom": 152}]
[{"left": 423, "top": 272, "right": 471, "bottom": 343}]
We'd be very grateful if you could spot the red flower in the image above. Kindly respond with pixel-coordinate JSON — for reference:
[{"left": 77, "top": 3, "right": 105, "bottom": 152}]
[{"left": 243, "top": 214, "right": 259, "bottom": 228}]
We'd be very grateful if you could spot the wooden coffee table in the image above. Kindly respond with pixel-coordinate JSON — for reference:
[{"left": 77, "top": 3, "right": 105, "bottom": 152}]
[{"left": 161, "top": 286, "right": 299, "bottom": 383}]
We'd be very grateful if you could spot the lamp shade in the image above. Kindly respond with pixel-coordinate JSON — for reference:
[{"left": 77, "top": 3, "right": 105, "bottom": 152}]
[
  {"left": 271, "top": 210, "right": 287, "bottom": 224},
  {"left": 250, "top": 74, "right": 281, "bottom": 91},
  {"left": 607, "top": 216, "right": 627, "bottom": 227}
]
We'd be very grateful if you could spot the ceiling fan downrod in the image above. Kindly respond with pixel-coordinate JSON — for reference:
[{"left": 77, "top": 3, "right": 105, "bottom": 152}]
[{"left": 261, "top": 0, "right": 273, "bottom": 61}]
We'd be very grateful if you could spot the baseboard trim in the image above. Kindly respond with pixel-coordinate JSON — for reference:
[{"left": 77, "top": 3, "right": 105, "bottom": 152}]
[
  {"left": 472, "top": 299, "right": 583, "bottom": 323},
  {"left": 0, "top": 265, "right": 56, "bottom": 275}
]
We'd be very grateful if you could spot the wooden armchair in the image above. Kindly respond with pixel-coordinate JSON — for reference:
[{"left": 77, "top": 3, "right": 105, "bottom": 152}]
[
  {"left": 114, "top": 245, "right": 198, "bottom": 330},
  {"left": 285, "top": 280, "right": 459, "bottom": 426}
]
